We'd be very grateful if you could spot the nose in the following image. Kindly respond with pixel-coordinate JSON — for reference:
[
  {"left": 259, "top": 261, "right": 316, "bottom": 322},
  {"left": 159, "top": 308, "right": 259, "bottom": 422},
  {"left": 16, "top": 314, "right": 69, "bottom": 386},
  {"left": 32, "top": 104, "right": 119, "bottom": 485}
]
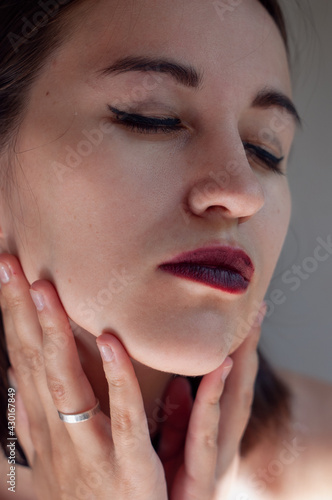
[{"left": 186, "top": 132, "right": 265, "bottom": 221}]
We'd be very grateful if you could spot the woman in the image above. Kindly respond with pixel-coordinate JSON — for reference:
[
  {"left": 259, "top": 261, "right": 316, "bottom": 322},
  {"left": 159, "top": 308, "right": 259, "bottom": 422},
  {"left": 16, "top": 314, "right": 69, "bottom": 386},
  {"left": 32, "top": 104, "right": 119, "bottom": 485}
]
[{"left": 0, "top": 0, "right": 331, "bottom": 498}]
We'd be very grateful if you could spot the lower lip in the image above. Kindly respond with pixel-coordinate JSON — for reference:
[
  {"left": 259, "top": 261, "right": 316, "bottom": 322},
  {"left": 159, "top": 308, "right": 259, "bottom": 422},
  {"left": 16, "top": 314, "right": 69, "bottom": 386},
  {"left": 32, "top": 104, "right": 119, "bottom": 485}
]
[{"left": 159, "top": 263, "right": 250, "bottom": 294}]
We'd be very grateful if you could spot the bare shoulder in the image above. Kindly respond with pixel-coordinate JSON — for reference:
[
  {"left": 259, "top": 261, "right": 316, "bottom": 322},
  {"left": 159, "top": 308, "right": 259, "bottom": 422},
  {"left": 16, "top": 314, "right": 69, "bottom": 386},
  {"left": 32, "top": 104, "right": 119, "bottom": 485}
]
[
  {"left": 275, "top": 368, "right": 332, "bottom": 497},
  {"left": 276, "top": 367, "right": 332, "bottom": 442},
  {"left": 237, "top": 368, "right": 332, "bottom": 499}
]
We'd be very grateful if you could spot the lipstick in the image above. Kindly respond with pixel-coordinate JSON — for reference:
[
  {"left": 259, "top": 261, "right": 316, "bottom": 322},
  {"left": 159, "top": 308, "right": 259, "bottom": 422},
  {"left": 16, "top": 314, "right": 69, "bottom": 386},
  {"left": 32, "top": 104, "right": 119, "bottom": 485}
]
[{"left": 159, "top": 246, "right": 254, "bottom": 294}]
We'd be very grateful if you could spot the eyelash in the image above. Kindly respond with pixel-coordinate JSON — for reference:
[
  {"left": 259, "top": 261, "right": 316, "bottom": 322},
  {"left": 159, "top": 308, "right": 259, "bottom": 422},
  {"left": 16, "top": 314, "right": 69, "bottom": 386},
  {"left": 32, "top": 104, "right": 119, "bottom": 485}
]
[
  {"left": 242, "top": 142, "right": 285, "bottom": 176},
  {"left": 109, "top": 106, "right": 285, "bottom": 176}
]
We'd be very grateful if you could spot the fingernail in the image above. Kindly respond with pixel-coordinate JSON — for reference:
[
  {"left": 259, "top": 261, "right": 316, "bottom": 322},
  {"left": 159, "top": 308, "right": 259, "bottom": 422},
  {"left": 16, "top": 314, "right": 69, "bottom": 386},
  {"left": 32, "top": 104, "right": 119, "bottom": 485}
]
[
  {"left": 0, "top": 262, "right": 11, "bottom": 284},
  {"left": 221, "top": 357, "right": 233, "bottom": 382},
  {"left": 97, "top": 344, "right": 115, "bottom": 362},
  {"left": 29, "top": 289, "right": 45, "bottom": 311}
]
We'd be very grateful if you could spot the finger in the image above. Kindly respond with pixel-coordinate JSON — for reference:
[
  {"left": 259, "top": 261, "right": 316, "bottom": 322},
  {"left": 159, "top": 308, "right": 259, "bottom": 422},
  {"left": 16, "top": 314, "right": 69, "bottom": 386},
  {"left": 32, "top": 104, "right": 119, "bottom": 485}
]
[
  {"left": 216, "top": 302, "right": 267, "bottom": 473},
  {"left": 0, "top": 256, "right": 52, "bottom": 452},
  {"left": 29, "top": 280, "right": 96, "bottom": 411},
  {"left": 158, "top": 376, "right": 193, "bottom": 462},
  {"left": 28, "top": 280, "right": 110, "bottom": 454},
  {"left": 96, "top": 333, "right": 157, "bottom": 473},
  {"left": 0, "top": 255, "right": 49, "bottom": 401},
  {"left": 175, "top": 357, "right": 233, "bottom": 498}
]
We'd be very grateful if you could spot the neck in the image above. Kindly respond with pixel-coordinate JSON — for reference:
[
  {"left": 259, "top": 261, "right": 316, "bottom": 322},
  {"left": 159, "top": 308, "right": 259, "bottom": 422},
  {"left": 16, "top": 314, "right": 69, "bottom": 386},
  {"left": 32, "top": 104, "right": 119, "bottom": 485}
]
[{"left": 71, "top": 320, "right": 173, "bottom": 439}]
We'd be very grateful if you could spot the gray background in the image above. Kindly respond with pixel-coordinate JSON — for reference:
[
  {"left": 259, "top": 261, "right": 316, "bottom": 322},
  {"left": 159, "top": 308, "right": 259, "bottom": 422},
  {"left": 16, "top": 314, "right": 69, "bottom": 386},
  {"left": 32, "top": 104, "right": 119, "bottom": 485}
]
[{"left": 260, "top": 0, "right": 332, "bottom": 383}]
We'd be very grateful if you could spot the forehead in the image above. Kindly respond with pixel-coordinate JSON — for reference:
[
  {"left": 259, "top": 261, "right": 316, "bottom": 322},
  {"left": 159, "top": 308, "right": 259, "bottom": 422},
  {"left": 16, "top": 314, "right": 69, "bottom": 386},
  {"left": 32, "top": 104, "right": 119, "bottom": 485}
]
[{"left": 54, "top": 0, "right": 291, "bottom": 95}]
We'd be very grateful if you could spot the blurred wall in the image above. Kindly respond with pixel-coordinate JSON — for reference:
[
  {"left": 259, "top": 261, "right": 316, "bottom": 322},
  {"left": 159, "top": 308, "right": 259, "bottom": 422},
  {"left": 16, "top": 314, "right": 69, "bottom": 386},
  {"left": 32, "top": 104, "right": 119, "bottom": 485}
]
[{"left": 260, "top": 0, "right": 332, "bottom": 383}]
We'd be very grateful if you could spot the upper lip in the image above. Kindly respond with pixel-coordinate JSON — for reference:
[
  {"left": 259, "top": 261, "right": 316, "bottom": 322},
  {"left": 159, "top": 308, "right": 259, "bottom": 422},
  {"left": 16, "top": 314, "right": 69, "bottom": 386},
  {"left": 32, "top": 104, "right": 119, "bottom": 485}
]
[{"left": 159, "top": 245, "right": 255, "bottom": 282}]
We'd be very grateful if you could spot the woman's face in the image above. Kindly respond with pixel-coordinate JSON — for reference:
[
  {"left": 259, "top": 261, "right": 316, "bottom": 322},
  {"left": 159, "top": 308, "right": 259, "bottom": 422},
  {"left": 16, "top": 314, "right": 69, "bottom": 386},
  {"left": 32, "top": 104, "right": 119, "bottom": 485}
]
[{"left": 0, "top": 0, "right": 296, "bottom": 375}]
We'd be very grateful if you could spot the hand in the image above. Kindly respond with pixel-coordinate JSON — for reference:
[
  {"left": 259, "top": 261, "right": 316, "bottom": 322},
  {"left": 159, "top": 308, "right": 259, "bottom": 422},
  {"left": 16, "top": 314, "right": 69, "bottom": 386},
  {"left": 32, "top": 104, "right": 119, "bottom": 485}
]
[
  {"left": 0, "top": 254, "right": 168, "bottom": 500},
  {"left": 156, "top": 301, "right": 266, "bottom": 499},
  {"left": 0, "top": 253, "right": 265, "bottom": 500}
]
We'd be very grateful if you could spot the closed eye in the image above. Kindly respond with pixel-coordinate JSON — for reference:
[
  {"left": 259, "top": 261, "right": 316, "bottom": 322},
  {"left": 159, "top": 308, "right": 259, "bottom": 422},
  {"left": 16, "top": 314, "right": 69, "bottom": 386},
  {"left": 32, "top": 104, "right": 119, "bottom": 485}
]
[
  {"left": 108, "top": 106, "right": 182, "bottom": 134},
  {"left": 109, "top": 106, "right": 286, "bottom": 176},
  {"left": 243, "top": 142, "right": 285, "bottom": 176}
]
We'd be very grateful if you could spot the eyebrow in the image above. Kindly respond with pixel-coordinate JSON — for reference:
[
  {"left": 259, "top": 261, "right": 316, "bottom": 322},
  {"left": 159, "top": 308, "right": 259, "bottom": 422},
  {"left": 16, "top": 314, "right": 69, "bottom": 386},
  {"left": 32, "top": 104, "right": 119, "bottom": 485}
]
[
  {"left": 97, "top": 55, "right": 301, "bottom": 127},
  {"left": 252, "top": 88, "right": 302, "bottom": 128},
  {"left": 97, "top": 55, "right": 204, "bottom": 89}
]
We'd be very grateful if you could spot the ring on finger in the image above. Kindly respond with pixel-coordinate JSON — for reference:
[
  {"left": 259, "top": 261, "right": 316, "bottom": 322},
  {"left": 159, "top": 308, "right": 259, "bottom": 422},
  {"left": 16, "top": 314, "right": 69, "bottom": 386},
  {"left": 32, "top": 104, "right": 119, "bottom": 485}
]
[{"left": 58, "top": 399, "right": 101, "bottom": 423}]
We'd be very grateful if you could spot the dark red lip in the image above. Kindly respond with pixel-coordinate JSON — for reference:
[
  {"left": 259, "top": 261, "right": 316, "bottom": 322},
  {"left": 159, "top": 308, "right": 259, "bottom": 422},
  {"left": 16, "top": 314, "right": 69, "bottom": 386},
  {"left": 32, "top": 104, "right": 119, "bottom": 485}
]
[{"left": 158, "top": 246, "right": 254, "bottom": 294}]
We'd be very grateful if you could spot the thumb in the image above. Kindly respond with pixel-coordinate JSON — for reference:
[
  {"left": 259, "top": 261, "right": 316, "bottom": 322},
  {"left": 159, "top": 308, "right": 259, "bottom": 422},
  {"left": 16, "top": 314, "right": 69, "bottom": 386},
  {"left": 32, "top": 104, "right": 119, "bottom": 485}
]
[{"left": 158, "top": 375, "right": 194, "bottom": 462}]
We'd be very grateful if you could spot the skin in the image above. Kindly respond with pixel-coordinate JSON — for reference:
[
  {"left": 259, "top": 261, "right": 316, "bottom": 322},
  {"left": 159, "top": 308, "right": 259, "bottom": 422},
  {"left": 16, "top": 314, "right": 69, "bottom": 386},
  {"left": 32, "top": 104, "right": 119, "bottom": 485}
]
[
  {"left": 0, "top": 0, "right": 297, "bottom": 496},
  {"left": 0, "top": 0, "right": 294, "bottom": 365}
]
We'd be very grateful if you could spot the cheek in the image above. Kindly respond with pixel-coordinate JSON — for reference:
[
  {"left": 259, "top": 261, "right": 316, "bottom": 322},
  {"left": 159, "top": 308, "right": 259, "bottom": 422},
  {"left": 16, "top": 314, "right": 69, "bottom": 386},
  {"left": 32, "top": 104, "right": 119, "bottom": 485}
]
[
  {"left": 263, "top": 179, "right": 291, "bottom": 277},
  {"left": 247, "top": 179, "right": 291, "bottom": 291},
  {"left": 274, "top": 180, "right": 291, "bottom": 245}
]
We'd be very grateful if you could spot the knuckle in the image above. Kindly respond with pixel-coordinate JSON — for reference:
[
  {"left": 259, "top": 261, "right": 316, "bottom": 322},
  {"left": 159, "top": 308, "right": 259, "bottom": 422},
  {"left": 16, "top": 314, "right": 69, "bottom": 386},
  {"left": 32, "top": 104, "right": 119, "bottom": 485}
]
[
  {"left": 42, "top": 328, "right": 70, "bottom": 360},
  {"left": 188, "top": 427, "right": 218, "bottom": 450},
  {"left": 202, "top": 430, "right": 218, "bottom": 450},
  {"left": 53, "top": 329, "right": 70, "bottom": 350},
  {"left": 3, "top": 293, "right": 24, "bottom": 312},
  {"left": 206, "top": 393, "right": 222, "bottom": 407},
  {"left": 109, "top": 373, "right": 128, "bottom": 390},
  {"left": 48, "top": 330, "right": 69, "bottom": 351},
  {"left": 46, "top": 375, "right": 69, "bottom": 405},
  {"left": 21, "top": 346, "right": 44, "bottom": 375},
  {"left": 111, "top": 408, "right": 137, "bottom": 435},
  {"left": 14, "top": 363, "right": 33, "bottom": 385},
  {"left": 197, "top": 393, "right": 220, "bottom": 409},
  {"left": 116, "top": 475, "right": 136, "bottom": 497},
  {"left": 42, "top": 323, "right": 61, "bottom": 341}
]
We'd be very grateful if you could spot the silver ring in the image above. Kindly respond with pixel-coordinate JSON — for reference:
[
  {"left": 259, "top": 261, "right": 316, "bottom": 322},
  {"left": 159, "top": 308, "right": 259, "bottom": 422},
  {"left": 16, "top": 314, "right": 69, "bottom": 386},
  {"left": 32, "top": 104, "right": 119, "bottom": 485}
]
[{"left": 58, "top": 399, "right": 101, "bottom": 423}]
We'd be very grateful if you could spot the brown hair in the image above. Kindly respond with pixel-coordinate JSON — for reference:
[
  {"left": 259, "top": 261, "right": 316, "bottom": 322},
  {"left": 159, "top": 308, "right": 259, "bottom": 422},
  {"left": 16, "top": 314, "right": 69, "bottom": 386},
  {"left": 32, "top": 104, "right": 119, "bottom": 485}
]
[{"left": 0, "top": 0, "right": 292, "bottom": 465}]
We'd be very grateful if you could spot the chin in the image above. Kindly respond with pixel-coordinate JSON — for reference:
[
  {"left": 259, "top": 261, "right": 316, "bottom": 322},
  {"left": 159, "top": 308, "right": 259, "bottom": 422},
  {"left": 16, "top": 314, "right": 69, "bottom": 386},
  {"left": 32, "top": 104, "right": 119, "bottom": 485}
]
[{"left": 132, "top": 341, "right": 234, "bottom": 377}]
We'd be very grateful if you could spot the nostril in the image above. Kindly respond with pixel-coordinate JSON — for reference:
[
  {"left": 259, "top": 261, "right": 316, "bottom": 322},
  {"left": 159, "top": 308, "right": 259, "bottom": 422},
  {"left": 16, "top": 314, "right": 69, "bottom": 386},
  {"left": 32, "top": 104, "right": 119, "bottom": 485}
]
[{"left": 206, "top": 206, "right": 225, "bottom": 215}]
